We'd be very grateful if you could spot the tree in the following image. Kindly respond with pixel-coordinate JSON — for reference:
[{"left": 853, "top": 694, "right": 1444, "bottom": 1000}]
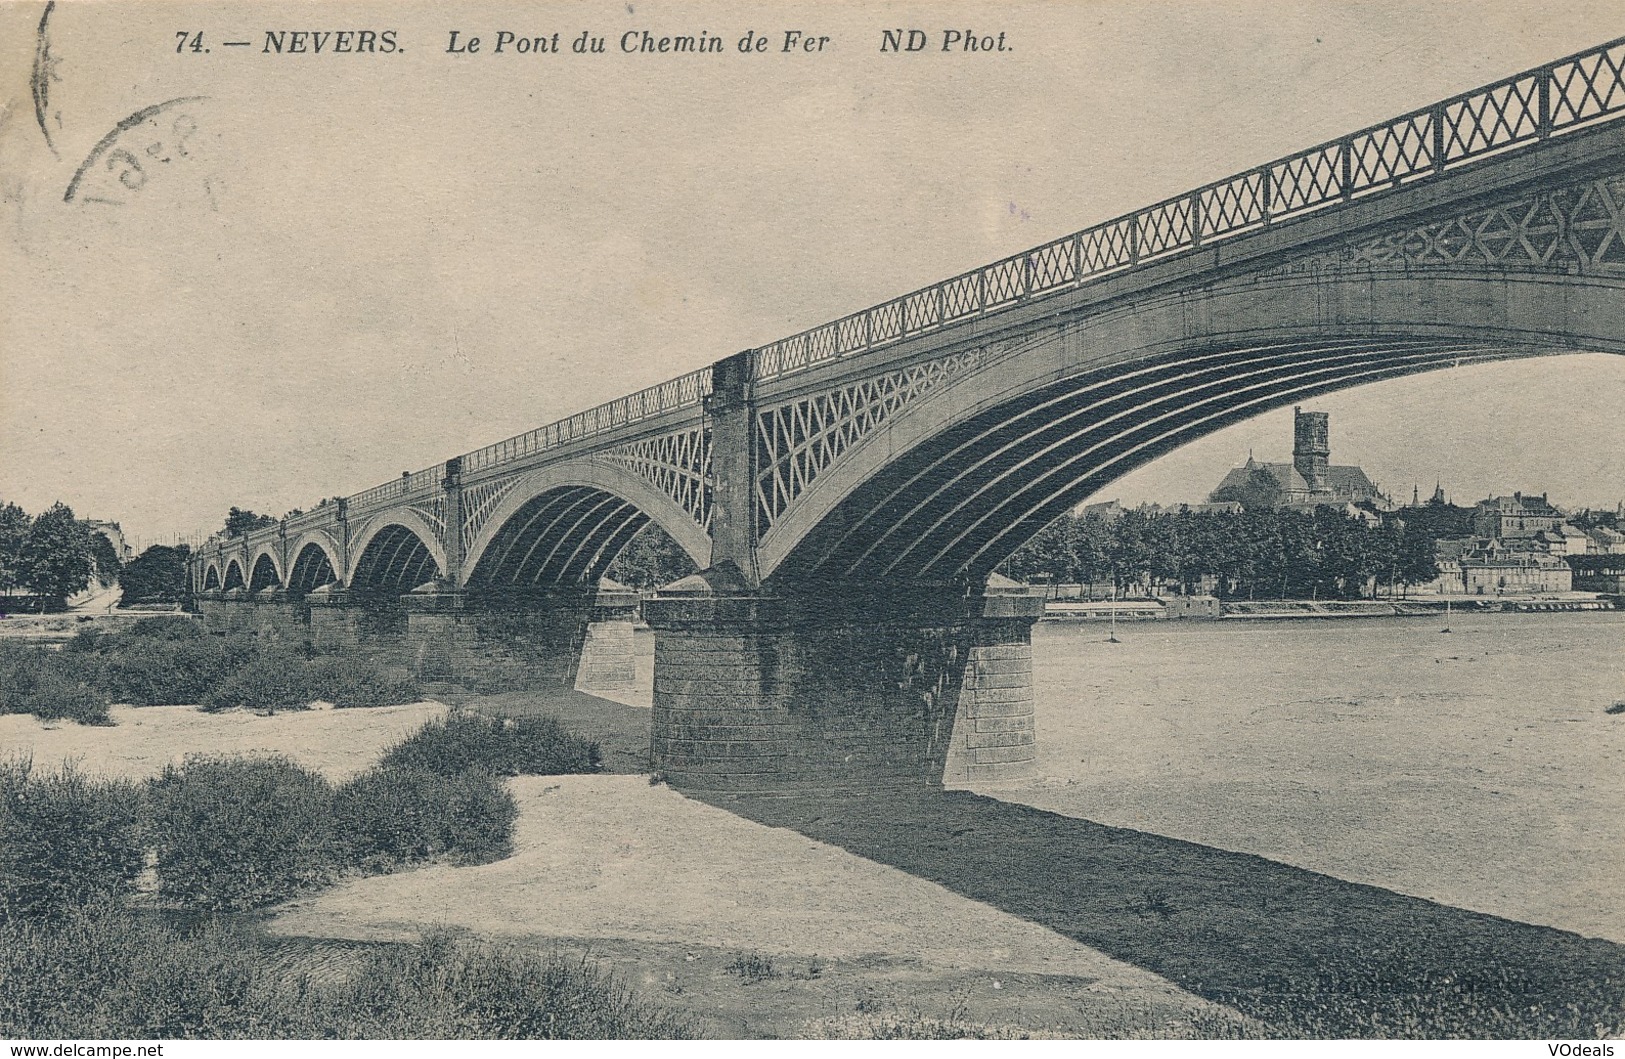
[
  {"left": 118, "top": 545, "right": 191, "bottom": 606},
  {"left": 88, "top": 531, "right": 122, "bottom": 587},
  {"left": 20, "top": 502, "right": 94, "bottom": 607},
  {"left": 1000, "top": 517, "right": 1076, "bottom": 584},
  {"left": 0, "top": 501, "right": 28, "bottom": 595},
  {"left": 223, "top": 507, "right": 277, "bottom": 539},
  {"left": 605, "top": 523, "right": 697, "bottom": 589},
  {"left": 1395, "top": 523, "right": 1441, "bottom": 595},
  {"left": 1108, "top": 510, "right": 1153, "bottom": 592}
]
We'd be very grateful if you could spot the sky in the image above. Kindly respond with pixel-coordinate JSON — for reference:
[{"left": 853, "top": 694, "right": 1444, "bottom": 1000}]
[{"left": 2, "top": 0, "right": 1623, "bottom": 547}]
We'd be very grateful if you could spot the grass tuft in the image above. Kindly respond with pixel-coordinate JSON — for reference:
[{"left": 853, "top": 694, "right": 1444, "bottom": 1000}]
[{"left": 0, "top": 904, "right": 694, "bottom": 1038}]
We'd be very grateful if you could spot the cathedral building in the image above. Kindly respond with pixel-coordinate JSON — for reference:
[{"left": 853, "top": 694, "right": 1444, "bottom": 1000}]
[{"left": 1208, "top": 409, "right": 1387, "bottom": 511}]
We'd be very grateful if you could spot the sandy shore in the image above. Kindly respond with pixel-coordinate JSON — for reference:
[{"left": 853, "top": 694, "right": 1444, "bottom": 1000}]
[
  {"left": 271, "top": 773, "right": 1239, "bottom": 1037},
  {"left": 0, "top": 701, "right": 1246, "bottom": 1038},
  {"left": 0, "top": 701, "right": 447, "bottom": 781}
]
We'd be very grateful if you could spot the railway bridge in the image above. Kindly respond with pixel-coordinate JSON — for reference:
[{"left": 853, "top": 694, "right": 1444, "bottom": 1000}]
[{"left": 192, "top": 38, "right": 1625, "bottom": 790}]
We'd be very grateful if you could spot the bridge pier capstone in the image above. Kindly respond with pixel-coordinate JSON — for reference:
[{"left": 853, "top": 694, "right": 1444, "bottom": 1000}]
[{"left": 644, "top": 570, "right": 1044, "bottom": 792}]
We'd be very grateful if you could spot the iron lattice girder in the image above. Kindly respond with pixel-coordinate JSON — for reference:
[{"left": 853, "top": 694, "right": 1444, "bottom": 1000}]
[
  {"left": 753, "top": 350, "right": 985, "bottom": 531},
  {"left": 601, "top": 426, "right": 713, "bottom": 532},
  {"left": 1343, "top": 172, "right": 1625, "bottom": 269},
  {"left": 460, "top": 476, "right": 525, "bottom": 557}
]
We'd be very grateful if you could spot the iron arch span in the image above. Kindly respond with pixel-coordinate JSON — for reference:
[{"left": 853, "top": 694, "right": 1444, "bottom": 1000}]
[
  {"left": 469, "top": 487, "right": 666, "bottom": 592},
  {"left": 203, "top": 564, "right": 221, "bottom": 590},
  {"left": 461, "top": 461, "right": 711, "bottom": 593},
  {"left": 248, "top": 552, "right": 282, "bottom": 593},
  {"left": 287, "top": 540, "right": 339, "bottom": 596},
  {"left": 349, "top": 523, "right": 442, "bottom": 599},
  {"left": 221, "top": 559, "right": 245, "bottom": 591},
  {"left": 756, "top": 265, "right": 1625, "bottom": 589}
]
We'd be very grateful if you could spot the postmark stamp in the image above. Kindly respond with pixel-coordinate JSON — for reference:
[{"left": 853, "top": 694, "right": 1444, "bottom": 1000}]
[{"left": 63, "top": 96, "right": 215, "bottom": 207}]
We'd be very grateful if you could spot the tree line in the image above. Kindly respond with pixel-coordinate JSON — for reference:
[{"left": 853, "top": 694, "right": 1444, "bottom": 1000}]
[
  {"left": 0, "top": 501, "right": 123, "bottom": 610},
  {"left": 998, "top": 506, "right": 1441, "bottom": 600}
]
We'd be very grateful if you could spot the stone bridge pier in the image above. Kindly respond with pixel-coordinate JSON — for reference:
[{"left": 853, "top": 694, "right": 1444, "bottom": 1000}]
[
  {"left": 401, "top": 582, "right": 639, "bottom": 693},
  {"left": 644, "top": 569, "right": 1044, "bottom": 792},
  {"left": 198, "top": 580, "right": 641, "bottom": 695}
]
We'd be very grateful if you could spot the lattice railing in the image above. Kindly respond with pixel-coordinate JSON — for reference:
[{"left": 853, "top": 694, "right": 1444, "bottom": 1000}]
[
  {"left": 460, "top": 366, "right": 712, "bottom": 475},
  {"left": 751, "top": 36, "right": 1625, "bottom": 382},
  {"left": 347, "top": 464, "right": 443, "bottom": 513}
]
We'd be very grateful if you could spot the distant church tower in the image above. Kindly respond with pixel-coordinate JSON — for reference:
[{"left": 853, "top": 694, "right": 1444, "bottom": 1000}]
[{"left": 1292, "top": 407, "right": 1330, "bottom": 495}]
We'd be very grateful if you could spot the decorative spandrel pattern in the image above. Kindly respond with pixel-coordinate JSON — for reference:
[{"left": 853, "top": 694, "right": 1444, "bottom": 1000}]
[
  {"left": 460, "top": 476, "right": 524, "bottom": 555},
  {"left": 754, "top": 349, "right": 983, "bottom": 531},
  {"left": 1563, "top": 176, "right": 1625, "bottom": 267},
  {"left": 602, "top": 427, "right": 713, "bottom": 531},
  {"left": 405, "top": 499, "right": 446, "bottom": 547},
  {"left": 1344, "top": 173, "right": 1625, "bottom": 272}
]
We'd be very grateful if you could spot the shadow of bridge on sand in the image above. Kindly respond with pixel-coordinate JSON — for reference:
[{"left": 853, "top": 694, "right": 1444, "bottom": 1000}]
[{"left": 706, "top": 788, "right": 1624, "bottom": 1038}]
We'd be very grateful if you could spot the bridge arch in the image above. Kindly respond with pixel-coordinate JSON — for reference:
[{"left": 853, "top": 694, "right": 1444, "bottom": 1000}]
[
  {"left": 462, "top": 458, "right": 711, "bottom": 589},
  {"left": 348, "top": 513, "right": 445, "bottom": 597},
  {"left": 287, "top": 532, "right": 341, "bottom": 595},
  {"left": 758, "top": 266, "right": 1625, "bottom": 587},
  {"left": 202, "top": 563, "right": 221, "bottom": 590},
  {"left": 248, "top": 551, "right": 282, "bottom": 593},
  {"left": 221, "top": 558, "right": 245, "bottom": 591}
]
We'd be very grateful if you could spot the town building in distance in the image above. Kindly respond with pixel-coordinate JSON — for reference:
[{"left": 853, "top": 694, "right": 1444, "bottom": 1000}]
[{"left": 1072, "top": 409, "right": 1625, "bottom": 600}]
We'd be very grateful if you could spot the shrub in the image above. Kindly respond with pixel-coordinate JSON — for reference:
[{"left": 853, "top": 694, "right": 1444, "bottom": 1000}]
[
  {"left": 201, "top": 652, "right": 312, "bottom": 712},
  {"left": 21, "top": 674, "right": 110, "bottom": 725},
  {"left": 0, "top": 645, "right": 46, "bottom": 715},
  {"left": 98, "top": 635, "right": 231, "bottom": 707},
  {"left": 0, "top": 759, "right": 142, "bottom": 919},
  {"left": 54, "top": 619, "right": 227, "bottom": 708},
  {"left": 0, "top": 900, "right": 269, "bottom": 1038},
  {"left": 304, "top": 655, "right": 422, "bottom": 709},
  {"left": 0, "top": 643, "right": 111, "bottom": 724},
  {"left": 0, "top": 905, "right": 694, "bottom": 1038},
  {"left": 145, "top": 755, "right": 341, "bottom": 911},
  {"left": 504, "top": 714, "right": 602, "bottom": 774},
  {"left": 61, "top": 627, "right": 107, "bottom": 653},
  {"left": 334, "top": 766, "right": 516, "bottom": 869},
  {"left": 381, "top": 713, "right": 600, "bottom": 777}
]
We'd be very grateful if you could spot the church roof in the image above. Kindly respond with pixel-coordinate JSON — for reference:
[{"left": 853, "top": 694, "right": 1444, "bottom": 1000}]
[
  {"left": 1210, "top": 461, "right": 1376, "bottom": 500},
  {"left": 1322, "top": 465, "right": 1378, "bottom": 496},
  {"left": 1211, "top": 461, "right": 1308, "bottom": 497}
]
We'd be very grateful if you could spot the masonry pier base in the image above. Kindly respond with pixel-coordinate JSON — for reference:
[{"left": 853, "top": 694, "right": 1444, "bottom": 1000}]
[
  {"left": 401, "top": 582, "right": 639, "bottom": 692},
  {"left": 305, "top": 584, "right": 360, "bottom": 651},
  {"left": 644, "top": 570, "right": 1044, "bottom": 793}
]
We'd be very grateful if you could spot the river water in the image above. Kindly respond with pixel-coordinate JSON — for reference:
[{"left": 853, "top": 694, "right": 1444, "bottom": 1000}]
[
  {"left": 620, "top": 612, "right": 1623, "bottom": 940},
  {"left": 1009, "top": 612, "right": 1625, "bottom": 943}
]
